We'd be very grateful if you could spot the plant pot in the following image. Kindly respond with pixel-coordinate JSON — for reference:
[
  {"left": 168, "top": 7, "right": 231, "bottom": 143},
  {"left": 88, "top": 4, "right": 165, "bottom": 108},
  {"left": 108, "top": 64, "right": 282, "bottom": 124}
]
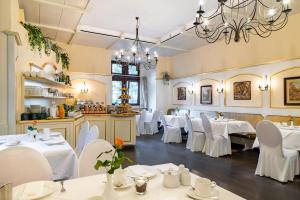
[{"left": 102, "top": 174, "right": 118, "bottom": 200}]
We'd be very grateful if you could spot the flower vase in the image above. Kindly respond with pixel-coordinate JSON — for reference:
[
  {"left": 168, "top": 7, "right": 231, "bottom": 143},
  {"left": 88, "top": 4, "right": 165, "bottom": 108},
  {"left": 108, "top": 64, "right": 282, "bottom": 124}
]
[{"left": 102, "top": 174, "right": 118, "bottom": 200}]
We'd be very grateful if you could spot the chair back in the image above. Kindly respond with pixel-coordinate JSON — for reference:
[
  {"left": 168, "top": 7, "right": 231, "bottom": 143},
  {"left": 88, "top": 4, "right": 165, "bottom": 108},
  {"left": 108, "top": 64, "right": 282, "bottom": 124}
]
[
  {"left": 160, "top": 112, "right": 167, "bottom": 127},
  {"left": 76, "top": 121, "right": 90, "bottom": 156},
  {"left": 78, "top": 139, "right": 115, "bottom": 177},
  {"left": 85, "top": 125, "right": 99, "bottom": 146},
  {"left": 200, "top": 113, "right": 214, "bottom": 140},
  {"left": 0, "top": 147, "right": 52, "bottom": 186},
  {"left": 185, "top": 114, "right": 193, "bottom": 149},
  {"left": 151, "top": 110, "right": 160, "bottom": 123},
  {"left": 256, "top": 120, "right": 284, "bottom": 157},
  {"left": 137, "top": 110, "right": 146, "bottom": 135}
]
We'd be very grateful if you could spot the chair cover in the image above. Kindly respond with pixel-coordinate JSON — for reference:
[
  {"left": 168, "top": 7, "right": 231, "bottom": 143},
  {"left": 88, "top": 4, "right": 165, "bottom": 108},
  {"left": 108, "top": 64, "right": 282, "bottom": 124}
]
[
  {"left": 75, "top": 121, "right": 90, "bottom": 156},
  {"left": 255, "top": 120, "right": 299, "bottom": 182},
  {"left": 185, "top": 114, "right": 205, "bottom": 152},
  {"left": 200, "top": 113, "right": 231, "bottom": 157},
  {"left": 0, "top": 147, "right": 52, "bottom": 186},
  {"left": 136, "top": 110, "right": 146, "bottom": 136},
  {"left": 144, "top": 110, "right": 160, "bottom": 135},
  {"left": 161, "top": 114, "right": 182, "bottom": 143},
  {"left": 85, "top": 125, "right": 99, "bottom": 146},
  {"left": 78, "top": 139, "right": 115, "bottom": 177}
]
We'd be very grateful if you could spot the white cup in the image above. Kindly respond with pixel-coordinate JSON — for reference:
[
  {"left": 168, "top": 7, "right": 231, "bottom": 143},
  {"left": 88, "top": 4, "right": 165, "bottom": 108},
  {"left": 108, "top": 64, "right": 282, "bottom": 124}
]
[
  {"left": 194, "top": 178, "right": 216, "bottom": 197},
  {"left": 43, "top": 128, "right": 50, "bottom": 134}
]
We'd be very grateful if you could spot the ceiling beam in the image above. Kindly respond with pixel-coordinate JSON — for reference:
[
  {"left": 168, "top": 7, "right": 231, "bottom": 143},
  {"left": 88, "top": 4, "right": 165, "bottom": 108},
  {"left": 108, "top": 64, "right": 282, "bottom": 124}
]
[
  {"left": 27, "top": 22, "right": 76, "bottom": 34},
  {"left": 29, "top": 0, "right": 86, "bottom": 13}
]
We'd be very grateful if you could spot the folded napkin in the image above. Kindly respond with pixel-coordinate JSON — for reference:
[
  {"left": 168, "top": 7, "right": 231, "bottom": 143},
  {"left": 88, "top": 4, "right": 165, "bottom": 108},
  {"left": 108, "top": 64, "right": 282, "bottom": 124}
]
[
  {"left": 155, "top": 163, "right": 178, "bottom": 173},
  {"left": 127, "top": 165, "right": 148, "bottom": 177},
  {"left": 20, "top": 181, "right": 45, "bottom": 199}
]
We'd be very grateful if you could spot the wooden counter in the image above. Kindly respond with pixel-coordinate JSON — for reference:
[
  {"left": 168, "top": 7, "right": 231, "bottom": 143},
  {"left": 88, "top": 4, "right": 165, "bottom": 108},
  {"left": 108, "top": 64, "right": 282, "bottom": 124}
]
[{"left": 16, "top": 113, "right": 137, "bottom": 148}]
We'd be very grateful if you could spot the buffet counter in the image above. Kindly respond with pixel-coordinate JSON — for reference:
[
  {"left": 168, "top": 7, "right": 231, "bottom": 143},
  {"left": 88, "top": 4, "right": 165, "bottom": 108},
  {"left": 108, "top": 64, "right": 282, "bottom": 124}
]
[{"left": 16, "top": 113, "right": 137, "bottom": 148}]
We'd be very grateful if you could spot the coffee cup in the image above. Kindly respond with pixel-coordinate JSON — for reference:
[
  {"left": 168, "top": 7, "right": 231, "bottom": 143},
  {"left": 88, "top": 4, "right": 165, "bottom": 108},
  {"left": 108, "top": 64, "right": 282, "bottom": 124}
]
[{"left": 194, "top": 177, "right": 216, "bottom": 197}]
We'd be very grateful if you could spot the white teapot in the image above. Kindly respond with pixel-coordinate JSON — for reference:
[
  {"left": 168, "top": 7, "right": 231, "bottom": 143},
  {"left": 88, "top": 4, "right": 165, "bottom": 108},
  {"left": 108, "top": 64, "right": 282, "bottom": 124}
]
[
  {"left": 194, "top": 177, "right": 216, "bottom": 197},
  {"left": 163, "top": 168, "right": 180, "bottom": 188}
]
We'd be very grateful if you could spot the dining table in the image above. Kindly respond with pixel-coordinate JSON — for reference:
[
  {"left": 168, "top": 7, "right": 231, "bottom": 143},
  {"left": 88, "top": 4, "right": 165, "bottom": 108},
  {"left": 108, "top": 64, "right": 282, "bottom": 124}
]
[
  {"left": 13, "top": 163, "right": 246, "bottom": 200},
  {"left": 0, "top": 133, "right": 78, "bottom": 180},
  {"left": 164, "top": 115, "right": 187, "bottom": 128},
  {"left": 252, "top": 125, "right": 300, "bottom": 151}
]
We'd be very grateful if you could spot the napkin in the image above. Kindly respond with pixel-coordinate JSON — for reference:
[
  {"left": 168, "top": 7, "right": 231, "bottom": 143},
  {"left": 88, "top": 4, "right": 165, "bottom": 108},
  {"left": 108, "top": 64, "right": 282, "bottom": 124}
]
[
  {"left": 128, "top": 165, "right": 148, "bottom": 177},
  {"left": 20, "top": 181, "right": 45, "bottom": 199}
]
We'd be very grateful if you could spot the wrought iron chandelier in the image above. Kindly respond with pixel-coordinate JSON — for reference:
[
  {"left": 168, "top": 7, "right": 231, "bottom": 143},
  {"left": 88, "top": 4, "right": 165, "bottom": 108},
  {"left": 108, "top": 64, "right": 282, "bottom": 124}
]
[
  {"left": 114, "top": 17, "right": 159, "bottom": 70},
  {"left": 193, "top": 0, "right": 292, "bottom": 44}
]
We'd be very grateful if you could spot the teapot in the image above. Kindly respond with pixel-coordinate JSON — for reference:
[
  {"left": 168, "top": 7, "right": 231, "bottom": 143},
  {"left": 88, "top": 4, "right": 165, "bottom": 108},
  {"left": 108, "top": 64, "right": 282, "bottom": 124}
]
[
  {"left": 0, "top": 183, "right": 12, "bottom": 200},
  {"left": 163, "top": 168, "right": 180, "bottom": 188}
]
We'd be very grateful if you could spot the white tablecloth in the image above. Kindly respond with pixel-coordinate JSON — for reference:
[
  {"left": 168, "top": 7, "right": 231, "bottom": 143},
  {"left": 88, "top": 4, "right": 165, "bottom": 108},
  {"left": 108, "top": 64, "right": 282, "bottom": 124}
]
[
  {"left": 14, "top": 163, "right": 245, "bottom": 200},
  {"left": 189, "top": 118, "right": 256, "bottom": 138},
  {"left": 253, "top": 126, "right": 300, "bottom": 151},
  {"left": 0, "top": 134, "right": 78, "bottom": 180},
  {"left": 164, "top": 115, "right": 186, "bottom": 128}
]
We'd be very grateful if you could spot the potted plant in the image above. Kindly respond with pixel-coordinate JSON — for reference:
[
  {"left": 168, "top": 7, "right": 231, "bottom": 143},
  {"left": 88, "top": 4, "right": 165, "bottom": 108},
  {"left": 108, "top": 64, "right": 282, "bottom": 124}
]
[{"left": 162, "top": 72, "right": 171, "bottom": 85}]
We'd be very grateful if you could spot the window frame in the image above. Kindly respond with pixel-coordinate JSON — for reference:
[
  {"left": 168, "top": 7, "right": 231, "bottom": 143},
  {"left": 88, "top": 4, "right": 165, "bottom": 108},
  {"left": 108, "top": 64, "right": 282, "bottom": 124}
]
[{"left": 111, "top": 61, "right": 140, "bottom": 106}]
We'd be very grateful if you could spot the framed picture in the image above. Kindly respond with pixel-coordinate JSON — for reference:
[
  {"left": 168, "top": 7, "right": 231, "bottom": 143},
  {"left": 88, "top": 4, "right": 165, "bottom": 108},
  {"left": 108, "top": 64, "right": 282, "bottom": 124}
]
[
  {"left": 284, "top": 76, "right": 300, "bottom": 106},
  {"left": 177, "top": 87, "right": 187, "bottom": 100},
  {"left": 200, "top": 85, "right": 212, "bottom": 104},
  {"left": 233, "top": 81, "right": 251, "bottom": 100}
]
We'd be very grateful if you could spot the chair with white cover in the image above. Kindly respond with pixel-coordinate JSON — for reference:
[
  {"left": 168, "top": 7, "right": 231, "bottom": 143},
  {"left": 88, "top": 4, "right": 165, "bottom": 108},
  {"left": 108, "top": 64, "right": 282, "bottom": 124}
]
[
  {"left": 185, "top": 114, "right": 205, "bottom": 152},
  {"left": 85, "top": 125, "right": 99, "bottom": 146},
  {"left": 75, "top": 121, "right": 90, "bottom": 156},
  {"left": 200, "top": 113, "right": 231, "bottom": 157},
  {"left": 255, "top": 120, "right": 299, "bottom": 182},
  {"left": 161, "top": 113, "right": 182, "bottom": 143},
  {"left": 0, "top": 147, "right": 52, "bottom": 186},
  {"left": 78, "top": 139, "right": 115, "bottom": 177},
  {"left": 144, "top": 110, "right": 160, "bottom": 135},
  {"left": 136, "top": 110, "right": 146, "bottom": 136}
]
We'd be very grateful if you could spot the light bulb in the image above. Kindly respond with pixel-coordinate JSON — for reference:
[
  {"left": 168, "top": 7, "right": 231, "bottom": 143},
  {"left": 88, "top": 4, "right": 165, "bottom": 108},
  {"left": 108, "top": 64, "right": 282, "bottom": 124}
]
[
  {"left": 196, "top": 13, "right": 200, "bottom": 18},
  {"left": 204, "top": 19, "right": 209, "bottom": 26},
  {"left": 224, "top": 22, "right": 229, "bottom": 27},
  {"left": 127, "top": 56, "right": 130, "bottom": 60},
  {"left": 283, "top": 0, "right": 290, "bottom": 5},
  {"left": 115, "top": 51, "right": 119, "bottom": 55},
  {"left": 131, "top": 46, "right": 137, "bottom": 53},
  {"left": 268, "top": 8, "right": 276, "bottom": 17},
  {"left": 120, "top": 49, "right": 124, "bottom": 54},
  {"left": 145, "top": 48, "right": 149, "bottom": 53},
  {"left": 199, "top": 0, "right": 204, "bottom": 6}
]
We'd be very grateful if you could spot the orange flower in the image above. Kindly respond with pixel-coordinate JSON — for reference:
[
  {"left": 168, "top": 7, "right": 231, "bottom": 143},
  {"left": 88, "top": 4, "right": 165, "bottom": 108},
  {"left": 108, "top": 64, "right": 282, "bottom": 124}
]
[
  {"left": 115, "top": 138, "right": 124, "bottom": 149},
  {"left": 32, "top": 120, "right": 38, "bottom": 126}
]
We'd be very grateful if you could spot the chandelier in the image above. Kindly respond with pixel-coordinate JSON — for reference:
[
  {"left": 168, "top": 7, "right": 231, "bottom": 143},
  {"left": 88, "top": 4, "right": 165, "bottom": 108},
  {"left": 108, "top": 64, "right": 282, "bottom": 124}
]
[
  {"left": 193, "top": 0, "right": 292, "bottom": 44},
  {"left": 114, "top": 17, "right": 159, "bottom": 70}
]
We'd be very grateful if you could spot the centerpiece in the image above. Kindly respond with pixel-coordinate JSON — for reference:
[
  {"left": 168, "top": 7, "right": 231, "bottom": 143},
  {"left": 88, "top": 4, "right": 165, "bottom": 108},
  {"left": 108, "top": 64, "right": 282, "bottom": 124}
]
[
  {"left": 94, "top": 138, "right": 132, "bottom": 200},
  {"left": 116, "top": 85, "right": 132, "bottom": 114}
]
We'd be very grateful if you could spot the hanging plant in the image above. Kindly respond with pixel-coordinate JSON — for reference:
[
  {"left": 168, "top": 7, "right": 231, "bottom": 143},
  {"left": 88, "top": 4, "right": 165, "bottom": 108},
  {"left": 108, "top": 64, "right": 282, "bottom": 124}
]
[
  {"left": 21, "top": 22, "right": 70, "bottom": 70},
  {"left": 162, "top": 72, "right": 171, "bottom": 85}
]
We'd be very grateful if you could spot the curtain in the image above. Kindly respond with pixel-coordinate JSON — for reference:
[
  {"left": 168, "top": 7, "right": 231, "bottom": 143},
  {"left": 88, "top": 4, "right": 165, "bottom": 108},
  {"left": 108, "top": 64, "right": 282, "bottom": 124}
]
[{"left": 140, "top": 76, "right": 149, "bottom": 109}]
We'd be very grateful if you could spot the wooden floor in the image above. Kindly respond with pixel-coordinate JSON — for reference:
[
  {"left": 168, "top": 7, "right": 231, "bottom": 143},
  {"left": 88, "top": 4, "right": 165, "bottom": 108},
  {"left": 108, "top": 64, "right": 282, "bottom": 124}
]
[{"left": 124, "top": 133, "right": 300, "bottom": 200}]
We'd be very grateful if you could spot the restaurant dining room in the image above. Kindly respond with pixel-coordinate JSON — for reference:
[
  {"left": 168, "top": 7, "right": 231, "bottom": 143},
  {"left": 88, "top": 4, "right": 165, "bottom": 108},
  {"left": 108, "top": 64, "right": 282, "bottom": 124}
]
[{"left": 1, "top": 0, "right": 300, "bottom": 199}]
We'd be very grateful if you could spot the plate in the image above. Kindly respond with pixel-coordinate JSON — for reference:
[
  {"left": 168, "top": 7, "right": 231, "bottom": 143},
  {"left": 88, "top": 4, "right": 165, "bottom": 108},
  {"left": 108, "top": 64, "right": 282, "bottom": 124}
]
[
  {"left": 6, "top": 141, "right": 21, "bottom": 146},
  {"left": 13, "top": 181, "right": 58, "bottom": 200},
  {"left": 186, "top": 188, "right": 219, "bottom": 200},
  {"left": 39, "top": 137, "right": 52, "bottom": 141},
  {"left": 113, "top": 178, "right": 134, "bottom": 189},
  {"left": 126, "top": 165, "right": 158, "bottom": 178},
  {"left": 44, "top": 139, "right": 65, "bottom": 145},
  {"left": 50, "top": 132, "right": 61, "bottom": 137}
]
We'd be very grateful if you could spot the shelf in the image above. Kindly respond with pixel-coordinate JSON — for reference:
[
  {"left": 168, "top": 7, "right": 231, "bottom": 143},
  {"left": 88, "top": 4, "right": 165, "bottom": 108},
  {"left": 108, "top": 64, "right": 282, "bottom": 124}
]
[
  {"left": 24, "top": 76, "right": 72, "bottom": 89},
  {"left": 25, "top": 95, "right": 67, "bottom": 99}
]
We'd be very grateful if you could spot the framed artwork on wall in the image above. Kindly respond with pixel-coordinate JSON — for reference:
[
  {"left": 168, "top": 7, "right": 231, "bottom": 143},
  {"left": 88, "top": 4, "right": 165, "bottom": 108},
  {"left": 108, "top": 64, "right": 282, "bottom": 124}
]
[
  {"left": 200, "top": 85, "right": 212, "bottom": 104},
  {"left": 177, "top": 87, "right": 187, "bottom": 100},
  {"left": 233, "top": 81, "right": 251, "bottom": 100},
  {"left": 284, "top": 76, "right": 300, "bottom": 106}
]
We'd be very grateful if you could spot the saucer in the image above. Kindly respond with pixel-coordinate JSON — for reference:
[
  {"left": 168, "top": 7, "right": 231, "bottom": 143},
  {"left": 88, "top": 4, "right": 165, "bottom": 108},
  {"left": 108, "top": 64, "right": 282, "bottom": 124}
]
[
  {"left": 186, "top": 188, "right": 219, "bottom": 200},
  {"left": 113, "top": 178, "right": 134, "bottom": 189}
]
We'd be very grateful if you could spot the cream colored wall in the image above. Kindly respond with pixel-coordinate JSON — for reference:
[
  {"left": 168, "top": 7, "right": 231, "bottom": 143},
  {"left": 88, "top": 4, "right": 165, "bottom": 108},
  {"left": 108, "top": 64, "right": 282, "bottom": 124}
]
[
  {"left": 0, "top": 33, "right": 8, "bottom": 135},
  {"left": 156, "top": 56, "right": 172, "bottom": 79},
  {"left": 194, "top": 79, "right": 220, "bottom": 107},
  {"left": 59, "top": 43, "right": 113, "bottom": 75},
  {"left": 170, "top": 13, "right": 300, "bottom": 78}
]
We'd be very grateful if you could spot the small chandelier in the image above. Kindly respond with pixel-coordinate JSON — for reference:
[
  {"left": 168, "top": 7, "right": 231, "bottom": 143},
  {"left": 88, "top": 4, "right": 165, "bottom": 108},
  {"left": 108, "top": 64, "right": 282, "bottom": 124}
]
[
  {"left": 114, "top": 17, "right": 159, "bottom": 70},
  {"left": 194, "top": 0, "right": 292, "bottom": 44}
]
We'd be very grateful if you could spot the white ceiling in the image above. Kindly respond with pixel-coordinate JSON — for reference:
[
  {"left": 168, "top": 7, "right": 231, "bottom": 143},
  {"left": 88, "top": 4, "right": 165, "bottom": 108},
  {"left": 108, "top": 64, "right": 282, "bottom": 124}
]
[{"left": 19, "top": 0, "right": 300, "bottom": 57}]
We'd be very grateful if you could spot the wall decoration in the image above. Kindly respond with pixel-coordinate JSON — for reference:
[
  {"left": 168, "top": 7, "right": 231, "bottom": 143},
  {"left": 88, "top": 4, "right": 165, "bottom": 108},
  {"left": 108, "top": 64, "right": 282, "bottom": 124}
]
[
  {"left": 177, "top": 87, "right": 187, "bottom": 100},
  {"left": 284, "top": 76, "right": 300, "bottom": 106},
  {"left": 200, "top": 85, "right": 212, "bottom": 104},
  {"left": 233, "top": 81, "right": 251, "bottom": 100}
]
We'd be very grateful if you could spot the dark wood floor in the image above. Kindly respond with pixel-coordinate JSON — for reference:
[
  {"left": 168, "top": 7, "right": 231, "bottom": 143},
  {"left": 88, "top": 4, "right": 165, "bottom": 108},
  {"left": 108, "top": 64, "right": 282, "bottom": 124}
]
[{"left": 124, "top": 133, "right": 300, "bottom": 200}]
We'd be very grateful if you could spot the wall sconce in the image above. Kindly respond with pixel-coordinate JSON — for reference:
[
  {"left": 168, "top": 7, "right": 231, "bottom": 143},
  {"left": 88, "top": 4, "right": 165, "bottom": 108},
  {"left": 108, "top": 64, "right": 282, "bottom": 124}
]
[
  {"left": 259, "top": 75, "right": 269, "bottom": 91},
  {"left": 188, "top": 89, "right": 194, "bottom": 95},
  {"left": 81, "top": 81, "right": 89, "bottom": 93},
  {"left": 217, "top": 80, "right": 224, "bottom": 94}
]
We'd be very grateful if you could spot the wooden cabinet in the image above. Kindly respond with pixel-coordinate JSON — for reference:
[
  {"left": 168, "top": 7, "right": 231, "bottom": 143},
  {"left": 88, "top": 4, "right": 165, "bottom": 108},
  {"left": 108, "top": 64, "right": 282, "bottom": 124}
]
[
  {"left": 85, "top": 115, "right": 110, "bottom": 140},
  {"left": 111, "top": 117, "right": 136, "bottom": 145}
]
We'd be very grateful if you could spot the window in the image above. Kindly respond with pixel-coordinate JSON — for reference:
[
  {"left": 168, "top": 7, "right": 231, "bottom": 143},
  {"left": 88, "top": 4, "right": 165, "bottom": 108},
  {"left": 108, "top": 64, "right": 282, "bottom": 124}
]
[{"left": 111, "top": 61, "right": 140, "bottom": 105}]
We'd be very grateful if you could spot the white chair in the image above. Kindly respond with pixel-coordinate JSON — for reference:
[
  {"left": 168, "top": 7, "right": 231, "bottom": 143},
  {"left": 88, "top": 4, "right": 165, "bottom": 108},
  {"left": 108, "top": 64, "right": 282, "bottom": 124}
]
[
  {"left": 136, "top": 110, "right": 146, "bottom": 136},
  {"left": 144, "top": 110, "right": 160, "bottom": 135},
  {"left": 255, "top": 120, "right": 299, "bottom": 182},
  {"left": 0, "top": 147, "right": 52, "bottom": 186},
  {"left": 75, "top": 121, "right": 90, "bottom": 156},
  {"left": 185, "top": 114, "right": 205, "bottom": 152},
  {"left": 78, "top": 139, "right": 115, "bottom": 177},
  {"left": 200, "top": 113, "right": 231, "bottom": 157},
  {"left": 85, "top": 125, "right": 99, "bottom": 146},
  {"left": 161, "top": 113, "right": 182, "bottom": 143}
]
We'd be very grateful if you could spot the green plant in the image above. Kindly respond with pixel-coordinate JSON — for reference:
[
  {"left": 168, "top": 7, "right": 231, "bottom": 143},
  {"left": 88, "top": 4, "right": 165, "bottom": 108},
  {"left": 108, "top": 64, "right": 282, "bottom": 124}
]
[
  {"left": 162, "top": 72, "right": 171, "bottom": 85},
  {"left": 21, "top": 22, "right": 70, "bottom": 70},
  {"left": 94, "top": 138, "right": 133, "bottom": 174}
]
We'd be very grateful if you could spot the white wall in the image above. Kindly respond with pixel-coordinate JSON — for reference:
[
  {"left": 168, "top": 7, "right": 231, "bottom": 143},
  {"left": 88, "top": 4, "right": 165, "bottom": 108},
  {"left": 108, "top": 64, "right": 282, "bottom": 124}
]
[
  {"left": 0, "top": 33, "right": 8, "bottom": 135},
  {"left": 140, "top": 68, "right": 157, "bottom": 111},
  {"left": 164, "top": 59, "right": 300, "bottom": 117}
]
